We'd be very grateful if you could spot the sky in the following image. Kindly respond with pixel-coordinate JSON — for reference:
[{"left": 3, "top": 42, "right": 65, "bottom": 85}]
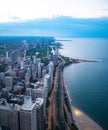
[{"left": 0, "top": 0, "right": 108, "bottom": 23}]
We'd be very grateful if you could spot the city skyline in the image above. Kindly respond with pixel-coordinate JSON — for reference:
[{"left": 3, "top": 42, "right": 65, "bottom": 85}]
[
  {"left": 0, "top": 37, "right": 56, "bottom": 130},
  {"left": 0, "top": 0, "right": 108, "bottom": 23}
]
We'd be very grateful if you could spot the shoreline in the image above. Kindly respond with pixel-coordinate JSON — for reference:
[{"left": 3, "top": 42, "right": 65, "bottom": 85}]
[
  {"left": 69, "top": 58, "right": 103, "bottom": 63},
  {"left": 72, "top": 106, "right": 104, "bottom": 130},
  {"left": 63, "top": 75, "right": 104, "bottom": 130},
  {"left": 62, "top": 56, "right": 104, "bottom": 130}
]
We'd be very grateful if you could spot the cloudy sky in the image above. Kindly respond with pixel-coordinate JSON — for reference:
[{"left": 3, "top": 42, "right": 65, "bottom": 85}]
[{"left": 0, "top": 0, "right": 108, "bottom": 23}]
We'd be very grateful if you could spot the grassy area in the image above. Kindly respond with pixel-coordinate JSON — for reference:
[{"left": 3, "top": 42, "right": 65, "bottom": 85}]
[
  {"left": 57, "top": 109, "right": 66, "bottom": 129},
  {"left": 63, "top": 107, "right": 68, "bottom": 122},
  {"left": 64, "top": 97, "right": 71, "bottom": 112},
  {"left": 71, "top": 123, "right": 78, "bottom": 130},
  {"left": 0, "top": 63, "right": 7, "bottom": 72},
  {"left": 26, "top": 44, "right": 51, "bottom": 66}
]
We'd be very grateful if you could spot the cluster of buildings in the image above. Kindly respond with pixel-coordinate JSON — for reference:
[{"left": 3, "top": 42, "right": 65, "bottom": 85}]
[{"left": 0, "top": 39, "right": 58, "bottom": 130}]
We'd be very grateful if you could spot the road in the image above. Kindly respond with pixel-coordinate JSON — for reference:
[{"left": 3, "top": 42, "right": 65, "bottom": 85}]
[{"left": 46, "top": 56, "right": 74, "bottom": 130}]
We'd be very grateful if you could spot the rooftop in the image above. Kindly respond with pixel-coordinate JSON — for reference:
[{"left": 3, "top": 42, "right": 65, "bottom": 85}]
[
  {"left": 36, "top": 98, "right": 44, "bottom": 107},
  {"left": 0, "top": 98, "right": 12, "bottom": 111},
  {"left": 44, "top": 74, "right": 50, "bottom": 79},
  {"left": 21, "top": 96, "right": 36, "bottom": 111}
]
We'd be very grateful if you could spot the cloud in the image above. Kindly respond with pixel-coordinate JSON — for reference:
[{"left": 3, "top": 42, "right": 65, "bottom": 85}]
[
  {"left": 0, "top": 0, "right": 108, "bottom": 23},
  {"left": 0, "top": 16, "right": 108, "bottom": 37},
  {"left": 93, "top": 9, "right": 108, "bottom": 11}
]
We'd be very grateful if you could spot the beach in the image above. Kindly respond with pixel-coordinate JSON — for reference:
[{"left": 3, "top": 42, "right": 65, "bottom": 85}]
[
  {"left": 64, "top": 73, "right": 104, "bottom": 130},
  {"left": 63, "top": 67, "right": 104, "bottom": 130},
  {"left": 72, "top": 106, "right": 104, "bottom": 130}
]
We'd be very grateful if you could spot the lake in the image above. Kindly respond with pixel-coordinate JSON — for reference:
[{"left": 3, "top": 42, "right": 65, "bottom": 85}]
[{"left": 59, "top": 38, "right": 108, "bottom": 130}]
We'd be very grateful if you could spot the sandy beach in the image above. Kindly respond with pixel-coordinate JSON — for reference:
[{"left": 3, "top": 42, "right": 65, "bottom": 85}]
[{"left": 72, "top": 106, "right": 104, "bottom": 130}]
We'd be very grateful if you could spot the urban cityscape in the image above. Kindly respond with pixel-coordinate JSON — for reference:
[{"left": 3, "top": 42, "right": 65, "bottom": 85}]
[
  {"left": 0, "top": 0, "right": 108, "bottom": 130},
  {"left": 0, "top": 37, "right": 77, "bottom": 130}
]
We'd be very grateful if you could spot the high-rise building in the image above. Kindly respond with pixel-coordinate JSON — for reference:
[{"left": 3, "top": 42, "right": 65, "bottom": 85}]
[
  {"left": 9, "top": 51, "right": 16, "bottom": 62},
  {"left": 18, "top": 70, "right": 25, "bottom": 79},
  {"left": 25, "top": 71, "right": 30, "bottom": 88},
  {"left": 48, "top": 61, "right": 54, "bottom": 86},
  {"left": 0, "top": 94, "right": 42, "bottom": 130},
  {"left": 32, "top": 88, "right": 45, "bottom": 101},
  {"left": 6, "top": 51, "right": 9, "bottom": 59},
  {"left": 16, "top": 49, "right": 21, "bottom": 59},
  {"left": 25, "top": 72, "right": 30, "bottom": 83},
  {"left": 42, "top": 69, "right": 46, "bottom": 78},
  {"left": 36, "top": 98, "right": 44, "bottom": 130},
  {"left": 44, "top": 74, "right": 51, "bottom": 90},
  {"left": 32, "top": 70, "right": 37, "bottom": 81},
  {"left": 44, "top": 74, "right": 51, "bottom": 115},
  {"left": 23, "top": 50, "right": 26, "bottom": 61},
  {"left": 38, "top": 63, "right": 42, "bottom": 79},
  {"left": 0, "top": 99, "right": 19, "bottom": 130},
  {"left": 36, "top": 58, "right": 41, "bottom": 65},
  {"left": 20, "top": 96, "right": 37, "bottom": 130},
  {"left": 31, "top": 64, "right": 36, "bottom": 73},
  {"left": 27, "top": 67, "right": 31, "bottom": 78},
  {"left": 5, "top": 76, "right": 13, "bottom": 89},
  {"left": 1, "top": 88, "right": 9, "bottom": 99},
  {"left": 20, "top": 60, "right": 25, "bottom": 69},
  {"left": 33, "top": 55, "right": 36, "bottom": 64},
  {"left": 0, "top": 72, "right": 5, "bottom": 84}
]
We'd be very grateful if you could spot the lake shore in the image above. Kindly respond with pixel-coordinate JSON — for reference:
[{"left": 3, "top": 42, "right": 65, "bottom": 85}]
[
  {"left": 72, "top": 106, "right": 104, "bottom": 130},
  {"left": 63, "top": 73, "right": 104, "bottom": 130},
  {"left": 62, "top": 56, "right": 104, "bottom": 130}
]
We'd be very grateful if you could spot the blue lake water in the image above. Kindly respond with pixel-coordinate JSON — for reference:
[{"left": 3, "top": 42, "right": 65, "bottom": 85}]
[{"left": 59, "top": 38, "right": 108, "bottom": 130}]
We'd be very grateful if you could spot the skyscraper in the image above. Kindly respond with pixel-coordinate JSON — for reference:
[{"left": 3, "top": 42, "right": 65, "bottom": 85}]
[
  {"left": 36, "top": 98, "right": 44, "bottom": 130},
  {"left": 0, "top": 99, "right": 19, "bottom": 130},
  {"left": 0, "top": 95, "right": 40, "bottom": 130},
  {"left": 6, "top": 51, "right": 9, "bottom": 59},
  {"left": 5, "top": 76, "right": 13, "bottom": 89},
  {"left": 48, "top": 61, "right": 54, "bottom": 86},
  {"left": 20, "top": 96, "right": 37, "bottom": 130},
  {"left": 44, "top": 74, "right": 51, "bottom": 91},
  {"left": 38, "top": 63, "right": 42, "bottom": 79}
]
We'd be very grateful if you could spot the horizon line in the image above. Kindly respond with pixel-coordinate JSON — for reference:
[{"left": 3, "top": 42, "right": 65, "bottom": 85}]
[{"left": 0, "top": 15, "right": 108, "bottom": 24}]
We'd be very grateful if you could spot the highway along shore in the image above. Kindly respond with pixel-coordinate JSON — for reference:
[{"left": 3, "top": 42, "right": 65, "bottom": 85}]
[
  {"left": 45, "top": 55, "right": 104, "bottom": 130},
  {"left": 45, "top": 56, "right": 78, "bottom": 130}
]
